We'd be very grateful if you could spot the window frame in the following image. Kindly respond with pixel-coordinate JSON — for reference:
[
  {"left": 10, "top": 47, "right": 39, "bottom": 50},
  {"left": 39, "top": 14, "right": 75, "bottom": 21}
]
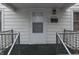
[{"left": 73, "top": 12, "right": 79, "bottom": 31}]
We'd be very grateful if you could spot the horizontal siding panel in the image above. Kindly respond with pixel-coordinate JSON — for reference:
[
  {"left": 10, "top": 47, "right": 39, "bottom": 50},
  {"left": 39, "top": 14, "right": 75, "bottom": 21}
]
[
  {"left": 4, "top": 19, "right": 29, "bottom": 22},
  {"left": 4, "top": 8, "right": 14, "bottom": 11},
  {"left": 4, "top": 25, "right": 29, "bottom": 28},
  {"left": 4, "top": 16, "right": 22, "bottom": 19},
  {"left": 4, "top": 13, "right": 17, "bottom": 16},
  {"left": 4, "top": 11, "right": 16, "bottom": 14},
  {"left": 4, "top": 28, "right": 29, "bottom": 32},
  {"left": 4, "top": 17, "right": 29, "bottom": 19},
  {"left": 4, "top": 22, "right": 29, "bottom": 25}
]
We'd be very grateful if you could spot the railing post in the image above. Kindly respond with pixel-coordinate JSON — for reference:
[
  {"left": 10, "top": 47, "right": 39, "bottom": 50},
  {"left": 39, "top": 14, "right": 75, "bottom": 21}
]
[
  {"left": 63, "top": 29, "right": 65, "bottom": 42},
  {"left": 18, "top": 33, "right": 20, "bottom": 44},
  {"left": 75, "top": 34, "right": 78, "bottom": 54},
  {"left": 56, "top": 33, "right": 58, "bottom": 54},
  {"left": 56, "top": 33, "right": 58, "bottom": 44},
  {"left": 5, "top": 35, "right": 6, "bottom": 47},
  {"left": 18, "top": 33, "right": 20, "bottom": 55},
  {"left": 11, "top": 30, "right": 13, "bottom": 44}
]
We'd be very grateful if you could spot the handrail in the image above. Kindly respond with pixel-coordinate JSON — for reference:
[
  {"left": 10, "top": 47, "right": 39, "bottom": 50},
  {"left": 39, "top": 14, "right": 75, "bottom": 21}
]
[
  {"left": 57, "top": 33, "right": 71, "bottom": 55},
  {"left": 0, "top": 30, "right": 12, "bottom": 33},
  {"left": 59, "top": 32, "right": 79, "bottom": 34},
  {"left": 7, "top": 33, "right": 20, "bottom": 55}
]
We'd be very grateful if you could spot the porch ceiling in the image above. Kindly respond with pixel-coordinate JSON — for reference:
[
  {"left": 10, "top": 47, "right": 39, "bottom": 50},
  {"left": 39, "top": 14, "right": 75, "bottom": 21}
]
[{"left": 2, "top": 3, "right": 75, "bottom": 11}]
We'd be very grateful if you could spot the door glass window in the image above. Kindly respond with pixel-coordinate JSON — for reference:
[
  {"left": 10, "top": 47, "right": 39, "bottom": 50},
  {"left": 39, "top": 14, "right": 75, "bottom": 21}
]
[{"left": 32, "top": 22, "right": 43, "bottom": 33}]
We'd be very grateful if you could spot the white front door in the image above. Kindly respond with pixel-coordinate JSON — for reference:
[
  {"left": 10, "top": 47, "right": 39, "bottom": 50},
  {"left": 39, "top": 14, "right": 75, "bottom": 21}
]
[{"left": 30, "top": 12, "right": 47, "bottom": 44}]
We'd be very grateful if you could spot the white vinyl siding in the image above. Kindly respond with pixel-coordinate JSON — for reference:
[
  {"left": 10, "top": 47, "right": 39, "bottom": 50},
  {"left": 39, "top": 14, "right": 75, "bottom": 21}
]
[
  {"left": 0, "top": 4, "right": 30, "bottom": 44},
  {"left": 0, "top": 3, "right": 79, "bottom": 44}
]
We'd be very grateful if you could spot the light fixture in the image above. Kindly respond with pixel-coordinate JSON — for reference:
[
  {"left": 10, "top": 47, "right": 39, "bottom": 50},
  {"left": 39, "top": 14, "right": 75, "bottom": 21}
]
[
  {"left": 52, "top": 9, "right": 56, "bottom": 15},
  {"left": 50, "top": 9, "right": 58, "bottom": 23}
]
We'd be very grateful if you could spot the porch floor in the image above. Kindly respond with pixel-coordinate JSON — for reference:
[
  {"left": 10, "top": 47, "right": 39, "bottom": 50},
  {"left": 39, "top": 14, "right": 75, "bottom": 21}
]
[
  {"left": 10, "top": 44, "right": 71, "bottom": 55},
  {"left": 19, "top": 44, "right": 56, "bottom": 55}
]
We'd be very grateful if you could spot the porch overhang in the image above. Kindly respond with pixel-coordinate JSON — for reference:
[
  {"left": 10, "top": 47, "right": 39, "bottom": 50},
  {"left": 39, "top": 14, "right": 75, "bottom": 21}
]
[{"left": 2, "top": 3, "right": 75, "bottom": 11}]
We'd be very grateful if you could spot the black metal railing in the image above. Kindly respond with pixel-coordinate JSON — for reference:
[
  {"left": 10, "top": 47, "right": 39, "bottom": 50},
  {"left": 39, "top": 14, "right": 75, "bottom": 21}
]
[
  {"left": 58, "top": 29, "right": 79, "bottom": 54},
  {"left": 56, "top": 33, "right": 71, "bottom": 55},
  {"left": 0, "top": 30, "right": 20, "bottom": 55}
]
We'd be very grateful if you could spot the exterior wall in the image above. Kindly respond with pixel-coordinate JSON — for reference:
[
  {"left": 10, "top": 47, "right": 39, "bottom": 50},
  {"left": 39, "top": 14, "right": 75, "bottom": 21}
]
[
  {"left": 0, "top": 4, "right": 30, "bottom": 44},
  {"left": 0, "top": 3, "right": 78, "bottom": 44}
]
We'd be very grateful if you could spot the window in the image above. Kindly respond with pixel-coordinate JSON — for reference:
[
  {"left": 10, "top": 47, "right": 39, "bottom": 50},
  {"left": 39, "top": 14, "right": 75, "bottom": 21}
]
[
  {"left": 74, "top": 12, "right": 79, "bottom": 31},
  {"left": 32, "top": 22, "right": 43, "bottom": 33}
]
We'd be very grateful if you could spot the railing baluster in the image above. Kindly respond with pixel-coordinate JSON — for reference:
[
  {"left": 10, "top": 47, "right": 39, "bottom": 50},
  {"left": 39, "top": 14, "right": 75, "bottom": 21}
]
[
  {"left": 75, "top": 34, "right": 78, "bottom": 53},
  {"left": 56, "top": 33, "right": 58, "bottom": 44},
  {"left": 8, "top": 34, "right": 9, "bottom": 46},
  {"left": 18, "top": 33, "right": 20, "bottom": 55},
  {"left": 56, "top": 33, "right": 58, "bottom": 54},
  {"left": 5, "top": 35, "right": 6, "bottom": 47},
  {"left": 69, "top": 34, "right": 71, "bottom": 47},
  {"left": 73, "top": 34, "right": 75, "bottom": 48},
  {"left": 69, "top": 34, "right": 71, "bottom": 45},
  {"left": 72, "top": 34, "right": 74, "bottom": 48},
  {"left": 18, "top": 33, "right": 20, "bottom": 44},
  {"left": 63, "top": 29, "right": 65, "bottom": 42},
  {"left": 11, "top": 30, "right": 13, "bottom": 44}
]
